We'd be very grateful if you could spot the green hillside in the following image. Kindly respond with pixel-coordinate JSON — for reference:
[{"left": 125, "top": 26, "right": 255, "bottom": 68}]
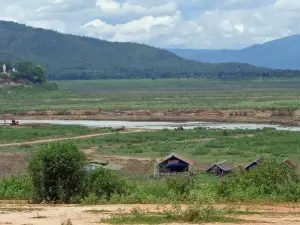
[{"left": 1, "top": 21, "right": 300, "bottom": 80}]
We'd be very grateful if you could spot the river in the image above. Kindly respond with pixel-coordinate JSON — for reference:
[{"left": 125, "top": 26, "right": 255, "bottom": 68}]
[{"left": 18, "top": 120, "right": 300, "bottom": 131}]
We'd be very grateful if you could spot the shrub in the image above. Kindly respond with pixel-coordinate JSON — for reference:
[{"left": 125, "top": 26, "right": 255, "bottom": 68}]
[
  {"left": 163, "top": 203, "right": 222, "bottom": 222},
  {"left": 80, "top": 193, "right": 100, "bottom": 205},
  {"left": 28, "top": 142, "right": 86, "bottom": 203},
  {"left": 217, "top": 159, "right": 300, "bottom": 202},
  {"left": 87, "top": 168, "right": 127, "bottom": 201},
  {"left": 61, "top": 219, "right": 73, "bottom": 225},
  {"left": 56, "top": 109, "right": 71, "bottom": 115},
  {"left": 165, "top": 176, "right": 195, "bottom": 199}
]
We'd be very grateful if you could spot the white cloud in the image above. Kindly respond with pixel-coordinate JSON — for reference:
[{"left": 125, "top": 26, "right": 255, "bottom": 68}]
[
  {"left": 82, "top": 12, "right": 181, "bottom": 42},
  {"left": 96, "top": 0, "right": 177, "bottom": 16},
  {"left": 274, "top": 0, "right": 300, "bottom": 10}
]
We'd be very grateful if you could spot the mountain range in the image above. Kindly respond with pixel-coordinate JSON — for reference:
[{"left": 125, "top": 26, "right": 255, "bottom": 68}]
[
  {"left": 0, "top": 20, "right": 299, "bottom": 80},
  {"left": 169, "top": 35, "right": 300, "bottom": 70}
]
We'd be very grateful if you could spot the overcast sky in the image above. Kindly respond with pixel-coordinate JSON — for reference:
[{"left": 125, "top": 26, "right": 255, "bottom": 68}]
[{"left": 1, "top": 0, "right": 299, "bottom": 49}]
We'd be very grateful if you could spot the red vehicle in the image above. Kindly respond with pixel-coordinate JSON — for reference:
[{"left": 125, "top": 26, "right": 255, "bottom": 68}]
[{"left": 10, "top": 119, "right": 20, "bottom": 125}]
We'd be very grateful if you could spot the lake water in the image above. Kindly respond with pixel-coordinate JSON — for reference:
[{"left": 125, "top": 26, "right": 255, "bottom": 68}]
[{"left": 19, "top": 120, "right": 300, "bottom": 131}]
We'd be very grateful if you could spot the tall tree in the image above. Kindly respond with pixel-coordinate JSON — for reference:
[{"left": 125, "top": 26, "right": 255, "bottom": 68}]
[{"left": 28, "top": 142, "right": 86, "bottom": 203}]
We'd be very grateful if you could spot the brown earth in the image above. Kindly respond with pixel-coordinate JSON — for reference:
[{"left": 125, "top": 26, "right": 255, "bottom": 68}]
[
  {"left": 15, "top": 108, "right": 300, "bottom": 126},
  {"left": 1, "top": 203, "right": 300, "bottom": 225},
  {"left": 0, "top": 152, "right": 28, "bottom": 177}
]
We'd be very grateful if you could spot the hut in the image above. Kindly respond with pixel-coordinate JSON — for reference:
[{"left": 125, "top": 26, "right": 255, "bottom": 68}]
[
  {"left": 282, "top": 159, "right": 297, "bottom": 169},
  {"left": 245, "top": 158, "right": 263, "bottom": 172},
  {"left": 154, "top": 153, "right": 194, "bottom": 177},
  {"left": 206, "top": 160, "right": 233, "bottom": 176},
  {"left": 86, "top": 160, "right": 124, "bottom": 172}
]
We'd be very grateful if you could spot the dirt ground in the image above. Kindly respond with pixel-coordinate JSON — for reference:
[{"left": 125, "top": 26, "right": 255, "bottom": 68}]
[
  {"left": 1, "top": 203, "right": 300, "bottom": 225},
  {"left": 0, "top": 152, "right": 28, "bottom": 176}
]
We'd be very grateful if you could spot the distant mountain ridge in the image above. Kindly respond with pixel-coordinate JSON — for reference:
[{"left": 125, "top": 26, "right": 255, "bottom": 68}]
[
  {"left": 0, "top": 21, "right": 300, "bottom": 80},
  {"left": 169, "top": 35, "right": 300, "bottom": 70}
]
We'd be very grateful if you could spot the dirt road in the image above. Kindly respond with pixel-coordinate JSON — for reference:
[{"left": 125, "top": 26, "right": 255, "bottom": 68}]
[
  {"left": 1, "top": 203, "right": 300, "bottom": 225},
  {"left": 0, "top": 129, "right": 148, "bottom": 148}
]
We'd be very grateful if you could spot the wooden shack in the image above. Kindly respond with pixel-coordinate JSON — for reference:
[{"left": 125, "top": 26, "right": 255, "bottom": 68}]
[
  {"left": 154, "top": 153, "right": 193, "bottom": 177},
  {"left": 282, "top": 159, "right": 297, "bottom": 169},
  {"left": 245, "top": 158, "right": 263, "bottom": 172},
  {"left": 206, "top": 160, "right": 233, "bottom": 176}
]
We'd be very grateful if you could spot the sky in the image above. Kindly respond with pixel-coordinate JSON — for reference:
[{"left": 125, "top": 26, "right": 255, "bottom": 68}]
[{"left": 0, "top": 0, "right": 299, "bottom": 49}]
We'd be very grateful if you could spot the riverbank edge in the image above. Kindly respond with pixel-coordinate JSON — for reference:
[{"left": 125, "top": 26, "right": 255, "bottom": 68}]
[{"left": 12, "top": 108, "right": 300, "bottom": 126}]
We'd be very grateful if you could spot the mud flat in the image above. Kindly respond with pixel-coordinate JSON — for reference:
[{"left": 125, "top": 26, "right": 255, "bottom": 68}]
[{"left": 14, "top": 108, "right": 300, "bottom": 126}]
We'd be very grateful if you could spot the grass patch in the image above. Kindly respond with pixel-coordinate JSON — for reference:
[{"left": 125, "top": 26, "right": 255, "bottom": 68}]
[
  {"left": 3, "top": 79, "right": 300, "bottom": 112},
  {"left": 84, "top": 209, "right": 111, "bottom": 214},
  {"left": 103, "top": 204, "right": 244, "bottom": 224},
  {"left": 0, "top": 125, "right": 110, "bottom": 144},
  {"left": 233, "top": 210, "right": 300, "bottom": 216}
]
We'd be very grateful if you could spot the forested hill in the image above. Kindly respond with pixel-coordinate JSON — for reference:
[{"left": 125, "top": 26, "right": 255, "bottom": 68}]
[{"left": 1, "top": 21, "right": 300, "bottom": 80}]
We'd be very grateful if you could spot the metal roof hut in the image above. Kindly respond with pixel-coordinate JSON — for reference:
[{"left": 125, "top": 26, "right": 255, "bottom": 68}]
[
  {"left": 245, "top": 158, "right": 263, "bottom": 172},
  {"left": 282, "top": 159, "right": 297, "bottom": 170},
  {"left": 86, "top": 160, "right": 124, "bottom": 172},
  {"left": 206, "top": 160, "right": 233, "bottom": 176},
  {"left": 154, "top": 153, "right": 194, "bottom": 177}
]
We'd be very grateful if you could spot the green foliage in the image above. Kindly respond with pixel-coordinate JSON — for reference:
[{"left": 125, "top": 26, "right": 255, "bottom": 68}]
[
  {"left": 14, "top": 60, "right": 46, "bottom": 84},
  {"left": 104, "top": 204, "right": 241, "bottom": 224},
  {"left": 0, "top": 176, "right": 32, "bottom": 199},
  {"left": 80, "top": 193, "right": 100, "bottom": 205},
  {"left": 87, "top": 168, "right": 127, "bottom": 201},
  {"left": 1, "top": 21, "right": 300, "bottom": 80},
  {"left": 28, "top": 142, "right": 86, "bottom": 203},
  {"left": 218, "top": 160, "right": 300, "bottom": 202},
  {"left": 165, "top": 176, "right": 195, "bottom": 199}
]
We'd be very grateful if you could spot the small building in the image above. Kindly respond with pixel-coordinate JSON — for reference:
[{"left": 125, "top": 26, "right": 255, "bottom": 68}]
[
  {"left": 245, "top": 158, "right": 263, "bottom": 172},
  {"left": 154, "top": 153, "right": 194, "bottom": 177},
  {"left": 86, "top": 160, "right": 123, "bottom": 172},
  {"left": 282, "top": 159, "right": 297, "bottom": 169},
  {"left": 206, "top": 160, "right": 233, "bottom": 176}
]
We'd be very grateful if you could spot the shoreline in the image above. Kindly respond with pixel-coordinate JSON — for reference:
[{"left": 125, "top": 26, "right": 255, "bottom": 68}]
[{"left": 12, "top": 108, "right": 300, "bottom": 127}]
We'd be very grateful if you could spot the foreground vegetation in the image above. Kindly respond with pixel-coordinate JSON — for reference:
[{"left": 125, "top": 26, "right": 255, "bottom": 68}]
[
  {"left": 1, "top": 155, "right": 299, "bottom": 204},
  {"left": 1, "top": 126, "right": 300, "bottom": 204},
  {"left": 104, "top": 204, "right": 243, "bottom": 224}
]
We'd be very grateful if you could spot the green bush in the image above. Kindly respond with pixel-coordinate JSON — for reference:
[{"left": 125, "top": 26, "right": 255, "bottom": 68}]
[
  {"left": 87, "top": 168, "right": 127, "bottom": 201},
  {"left": 56, "top": 109, "right": 71, "bottom": 115},
  {"left": 217, "top": 160, "right": 300, "bottom": 202},
  {"left": 28, "top": 142, "right": 86, "bottom": 203},
  {"left": 80, "top": 193, "right": 100, "bottom": 205},
  {"left": 165, "top": 176, "right": 195, "bottom": 199}
]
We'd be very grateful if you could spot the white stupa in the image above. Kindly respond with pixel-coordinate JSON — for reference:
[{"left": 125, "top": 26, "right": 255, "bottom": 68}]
[{"left": 2, "top": 64, "right": 6, "bottom": 73}]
